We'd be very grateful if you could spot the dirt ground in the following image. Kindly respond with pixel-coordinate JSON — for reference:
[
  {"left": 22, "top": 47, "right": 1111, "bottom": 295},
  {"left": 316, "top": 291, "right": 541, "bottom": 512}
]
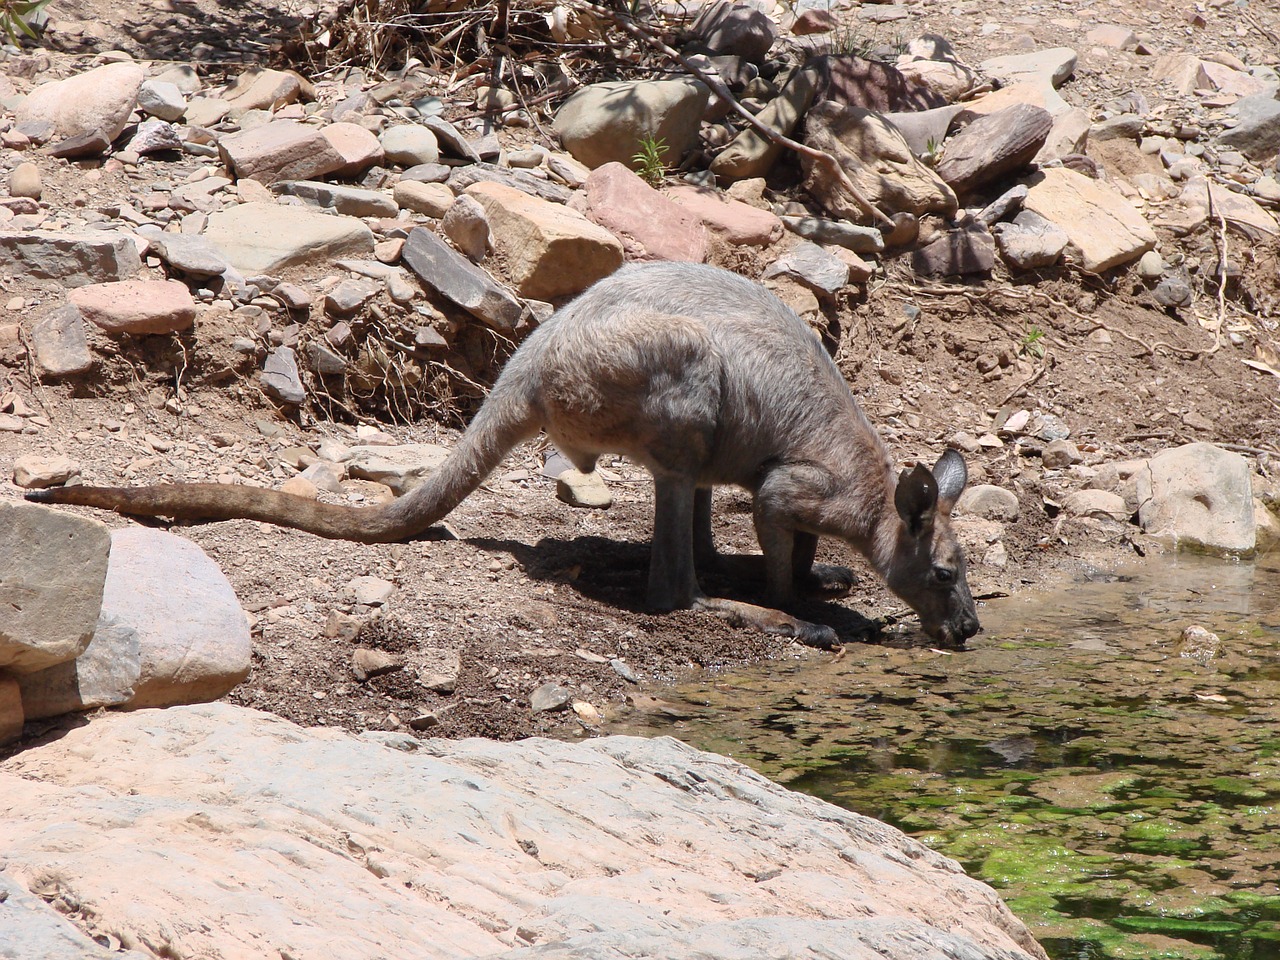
[{"left": 3, "top": 0, "right": 1279, "bottom": 744}]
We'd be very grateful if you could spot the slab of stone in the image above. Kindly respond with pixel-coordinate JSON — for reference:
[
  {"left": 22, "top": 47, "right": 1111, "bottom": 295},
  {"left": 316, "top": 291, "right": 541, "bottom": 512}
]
[
  {"left": 763, "top": 240, "right": 849, "bottom": 295},
  {"left": 1217, "top": 94, "right": 1280, "bottom": 160},
  {"left": 803, "top": 101, "right": 957, "bottom": 221},
  {"left": 12, "top": 454, "right": 81, "bottom": 489},
  {"left": 780, "top": 215, "right": 885, "bottom": 254},
  {"left": 380, "top": 124, "right": 440, "bottom": 166},
  {"left": 446, "top": 162, "right": 573, "bottom": 205},
  {"left": 910, "top": 225, "right": 996, "bottom": 278},
  {"left": 979, "top": 47, "right": 1077, "bottom": 88},
  {"left": 184, "top": 96, "right": 231, "bottom": 127},
  {"left": 422, "top": 116, "right": 482, "bottom": 163},
  {"left": 1022, "top": 168, "right": 1156, "bottom": 272},
  {"left": 466, "top": 181, "right": 623, "bottom": 300},
  {"left": 1034, "top": 107, "right": 1091, "bottom": 164},
  {"left": 0, "top": 503, "right": 110, "bottom": 675},
  {"left": 346, "top": 442, "right": 451, "bottom": 495},
  {"left": 16, "top": 61, "right": 144, "bottom": 142},
  {"left": 135, "top": 229, "right": 230, "bottom": 278},
  {"left": 0, "top": 230, "right": 141, "bottom": 285},
  {"left": 224, "top": 67, "right": 301, "bottom": 116},
  {"left": 664, "top": 183, "right": 783, "bottom": 247},
  {"left": 204, "top": 202, "right": 375, "bottom": 274},
  {"left": 138, "top": 78, "right": 186, "bottom": 121},
  {"left": 261, "top": 345, "right": 306, "bottom": 404},
  {"left": 31, "top": 303, "right": 94, "bottom": 378},
  {"left": 1174, "top": 176, "right": 1279, "bottom": 241},
  {"left": 711, "top": 63, "right": 819, "bottom": 182},
  {"left": 274, "top": 180, "right": 398, "bottom": 218},
  {"left": 401, "top": 227, "right": 525, "bottom": 332},
  {"left": 69, "top": 279, "right": 197, "bottom": 335},
  {"left": 553, "top": 78, "right": 709, "bottom": 170},
  {"left": 936, "top": 103, "right": 1052, "bottom": 197},
  {"left": 218, "top": 120, "right": 347, "bottom": 184},
  {"left": 583, "top": 162, "right": 707, "bottom": 262},
  {"left": 0, "top": 704, "right": 1046, "bottom": 960},
  {"left": 17, "top": 615, "right": 142, "bottom": 720},
  {"left": 0, "top": 871, "right": 121, "bottom": 957},
  {"left": 556, "top": 468, "right": 614, "bottom": 509},
  {"left": 1136, "top": 443, "right": 1256, "bottom": 555}
]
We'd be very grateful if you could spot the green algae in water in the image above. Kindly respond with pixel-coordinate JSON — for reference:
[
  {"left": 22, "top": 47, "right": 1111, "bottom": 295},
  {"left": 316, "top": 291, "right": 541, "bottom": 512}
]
[{"left": 620, "top": 553, "right": 1280, "bottom": 960}]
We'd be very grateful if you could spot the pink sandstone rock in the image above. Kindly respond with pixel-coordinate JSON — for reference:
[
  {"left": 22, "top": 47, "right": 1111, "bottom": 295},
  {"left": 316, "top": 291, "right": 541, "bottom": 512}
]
[
  {"left": 68, "top": 279, "right": 197, "bottom": 335},
  {"left": 583, "top": 162, "right": 707, "bottom": 262}
]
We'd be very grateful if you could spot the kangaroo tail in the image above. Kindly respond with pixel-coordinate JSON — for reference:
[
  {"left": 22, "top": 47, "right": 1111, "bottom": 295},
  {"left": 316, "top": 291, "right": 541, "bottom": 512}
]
[{"left": 25, "top": 377, "right": 543, "bottom": 544}]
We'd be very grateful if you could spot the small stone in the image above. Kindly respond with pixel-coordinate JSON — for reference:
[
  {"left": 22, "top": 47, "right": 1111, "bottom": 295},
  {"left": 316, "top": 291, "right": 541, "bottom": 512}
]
[
  {"left": 323, "top": 610, "right": 363, "bottom": 641},
  {"left": 441, "top": 195, "right": 490, "bottom": 262},
  {"left": 1137, "top": 250, "right": 1166, "bottom": 280},
  {"left": 279, "top": 476, "right": 318, "bottom": 499},
  {"left": 417, "top": 647, "right": 460, "bottom": 694},
  {"left": 1041, "top": 438, "right": 1082, "bottom": 468},
  {"left": 8, "top": 162, "right": 42, "bottom": 200},
  {"left": 530, "top": 682, "right": 572, "bottom": 713},
  {"left": 955, "top": 484, "right": 1019, "bottom": 521},
  {"left": 556, "top": 469, "right": 613, "bottom": 509},
  {"left": 352, "top": 647, "right": 403, "bottom": 681},
  {"left": 394, "top": 180, "right": 455, "bottom": 218},
  {"left": 1176, "top": 625, "right": 1221, "bottom": 665},
  {"left": 610, "top": 658, "right": 639, "bottom": 683},
  {"left": 13, "top": 454, "right": 81, "bottom": 489},
  {"left": 349, "top": 575, "right": 395, "bottom": 606}
]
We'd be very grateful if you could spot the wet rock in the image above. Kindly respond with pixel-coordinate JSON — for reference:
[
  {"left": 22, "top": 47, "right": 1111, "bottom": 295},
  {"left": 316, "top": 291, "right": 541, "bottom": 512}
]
[
  {"left": 30, "top": 304, "right": 93, "bottom": 379},
  {"left": 1176, "top": 625, "right": 1222, "bottom": 665},
  {"left": 98, "top": 529, "right": 252, "bottom": 710},
  {"left": 204, "top": 202, "right": 375, "bottom": 274},
  {"left": 1023, "top": 168, "right": 1156, "bottom": 272},
  {"left": 17, "top": 615, "right": 142, "bottom": 720},
  {"left": 441, "top": 194, "right": 491, "bottom": 262},
  {"left": 936, "top": 104, "right": 1052, "bottom": 197},
  {"left": 955, "top": 484, "right": 1020, "bottom": 521},
  {"left": 16, "top": 60, "right": 144, "bottom": 143},
  {"left": 1136, "top": 443, "right": 1256, "bottom": 555},
  {"left": 582, "top": 162, "right": 707, "bottom": 263},
  {"left": 261, "top": 346, "right": 306, "bottom": 404},
  {"left": 401, "top": 227, "right": 525, "bottom": 332},
  {"left": 0, "top": 503, "right": 110, "bottom": 675},
  {"left": 553, "top": 78, "right": 709, "bottom": 171},
  {"left": 0, "top": 230, "right": 141, "bottom": 285},
  {"left": 68, "top": 279, "right": 197, "bottom": 335},
  {"left": 803, "top": 101, "right": 957, "bottom": 221},
  {"left": 556, "top": 469, "right": 613, "bottom": 509},
  {"left": 274, "top": 180, "right": 399, "bottom": 218},
  {"left": 380, "top": 124, "right": 440, "bottom": 166},
  {"left": 463, "top": 181, "right": 622, "bottom": 299}
]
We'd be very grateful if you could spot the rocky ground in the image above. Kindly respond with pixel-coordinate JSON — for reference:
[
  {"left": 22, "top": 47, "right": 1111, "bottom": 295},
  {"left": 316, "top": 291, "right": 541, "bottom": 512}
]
[{"left": 1, "top": 0, "right": 1279, "bottom": 747}]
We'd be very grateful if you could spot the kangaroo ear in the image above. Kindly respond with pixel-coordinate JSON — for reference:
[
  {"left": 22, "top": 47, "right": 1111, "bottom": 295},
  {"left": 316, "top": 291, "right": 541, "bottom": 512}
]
[
  {"left": 895, "top": 463, "right": 938, "bottom": 537},
  {"left": 932, "top": 448, "right": 968, "bottom": 508}
]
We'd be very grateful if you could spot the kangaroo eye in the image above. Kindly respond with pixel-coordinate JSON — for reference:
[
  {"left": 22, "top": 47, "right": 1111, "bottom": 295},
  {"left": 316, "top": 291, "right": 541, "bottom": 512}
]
[{"left": 933, "top": 566, "right": 955, "bottom": 584}]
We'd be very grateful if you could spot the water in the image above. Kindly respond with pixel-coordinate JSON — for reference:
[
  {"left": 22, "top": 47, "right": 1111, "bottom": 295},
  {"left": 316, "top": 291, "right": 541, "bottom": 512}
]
[{"left": 621, "top": 552, "right": 1280, "bottom": 960}]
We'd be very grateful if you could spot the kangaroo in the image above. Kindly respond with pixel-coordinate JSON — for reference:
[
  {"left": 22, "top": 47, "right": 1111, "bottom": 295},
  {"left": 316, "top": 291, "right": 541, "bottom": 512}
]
[{"left": 27, "top": 262, "right": 980, "bottom": 648}]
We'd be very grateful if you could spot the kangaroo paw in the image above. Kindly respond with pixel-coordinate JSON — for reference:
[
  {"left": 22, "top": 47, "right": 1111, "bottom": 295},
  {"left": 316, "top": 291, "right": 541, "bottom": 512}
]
[
  {"left": 797, "top": 563, "right": 856, "bottom": 599},
  {"left": 693, "top": 597, "right": 840, "bottom": 650}
]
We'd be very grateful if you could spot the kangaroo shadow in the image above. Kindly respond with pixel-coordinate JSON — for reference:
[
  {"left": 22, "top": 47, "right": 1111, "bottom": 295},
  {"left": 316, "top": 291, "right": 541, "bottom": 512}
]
[{"left": 466, "top": 534, "right": 884, "bottom": 644}]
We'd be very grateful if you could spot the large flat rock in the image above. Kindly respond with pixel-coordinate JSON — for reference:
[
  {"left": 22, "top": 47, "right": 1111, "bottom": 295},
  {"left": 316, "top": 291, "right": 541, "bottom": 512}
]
[
  {"left": 204, "top": 201, "right": 375, "bottom": 274},
  {"left": 1023, "top": 167, "right": 1156, "bottom": 272},
  {"left": 0, "top": 704, "right": 1046, "bottom": 960}
]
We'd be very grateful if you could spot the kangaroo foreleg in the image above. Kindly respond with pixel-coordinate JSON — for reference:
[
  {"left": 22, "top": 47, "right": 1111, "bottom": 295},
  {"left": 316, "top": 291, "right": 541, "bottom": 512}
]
[
  {"left": 647, "top": 475, "right": 702, "bottom": 612},
  {"left": 792, "top": 531, "right": 857, "bottom": 599}
]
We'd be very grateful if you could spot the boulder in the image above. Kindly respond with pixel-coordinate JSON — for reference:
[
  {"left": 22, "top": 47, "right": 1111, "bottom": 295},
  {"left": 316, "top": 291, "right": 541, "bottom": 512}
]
[
  {"left": 812, "top": 54, "right": 947, "bottom": 112},
  {"left": 1136, "top": 443, "right": 1256, "bottom": 555},
  {"left": 1022, "top": 168, "right": 1156, "bottom": 272},
  {"left": 802, "top": 101, "right": 957, "bottom": 222},
  {"left": 204, "top": 202, "right": 376, "bottom": 274},
  {"left": 0, "top": 704, "right": 1048, "bottom": 960},
  {"left": 688, "top": 2, "right": 777, "bottom": 62},
  {"left": 711, "top": 64, "right": 819, "bottom": 182},
  {"left": 0, "top": 231, "right": 141, "bottom": 285},
  {"left": 935, "top": 104, "right": 1052, "bottom": 197},
  {"left": 465, "top": 182, "right": 623, "bottom": 299},
  {"left": 401, "top": 227, "right": 525, "bottom": 332},
  {"left": 16, "top": 61, "right": 144, "bottom": 143},
  {"left": 217, "top": 120, "right": 347, "bottom": 184},
  {"left": 100, "top": 528, "right": 253, "bottom": 708},
  {"left": 0, "top": 503, "right": 111, "bottom": 675},
  {"left": 68, "top": 279, "right": 197, "bottom": 335},
  {"left": 553, "top": 79, "right": 709, "bottom": 170},
  {"left": 17, "top": 615, "right": 142, "bottom": 720},
  {"left": 582, "top": 162, "right": 707, "bottom": 263}
]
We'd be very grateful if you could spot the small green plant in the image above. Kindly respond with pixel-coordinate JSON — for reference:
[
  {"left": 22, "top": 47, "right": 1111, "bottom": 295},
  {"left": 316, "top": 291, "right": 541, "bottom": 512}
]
[
  {"left": 921, "top": 136, "right": 942, "bottom": 166},
  {"left": 631, "top": 134, "right": 668, "bottom": 187},
  {"left": 1021, "top": 325, "right": 1047, "bottom": 359},
  {"left": 0, "top": 0, "right": 52, "bottom": 45}
]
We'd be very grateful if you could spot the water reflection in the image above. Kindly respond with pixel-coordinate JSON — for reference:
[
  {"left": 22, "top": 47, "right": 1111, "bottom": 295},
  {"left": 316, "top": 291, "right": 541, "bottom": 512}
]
[{"left": 621, "top": 553, "right": 1280, "bottom": 960}]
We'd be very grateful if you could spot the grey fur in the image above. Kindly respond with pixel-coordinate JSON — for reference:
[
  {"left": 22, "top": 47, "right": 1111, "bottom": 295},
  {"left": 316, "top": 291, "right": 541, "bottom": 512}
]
[{"left": 28, "top": 262, "right": 980, "bottom": 647}]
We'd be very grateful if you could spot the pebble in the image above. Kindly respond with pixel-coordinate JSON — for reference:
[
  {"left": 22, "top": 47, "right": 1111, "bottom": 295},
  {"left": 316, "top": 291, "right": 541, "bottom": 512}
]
[
  {"left": 349, "top": 575, "right": 396, "bottom": 606},
  {"left": 530, "top": 682, "right": 572, "bottom": 713},
  {"left": 352, "top": 647, "right": 403, "bottom": 681},
  {"left": 8, "top": 162, "right": 42, "bottom": 200},
  {"left": 556, "top": 469, "right": 613, "bottom": 509}
]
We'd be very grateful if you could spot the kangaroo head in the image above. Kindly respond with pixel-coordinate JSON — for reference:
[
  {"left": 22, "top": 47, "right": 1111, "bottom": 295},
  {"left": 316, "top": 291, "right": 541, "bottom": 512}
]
[{"left": 884, "top": 449, "right": 981, "bottom": 647}]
